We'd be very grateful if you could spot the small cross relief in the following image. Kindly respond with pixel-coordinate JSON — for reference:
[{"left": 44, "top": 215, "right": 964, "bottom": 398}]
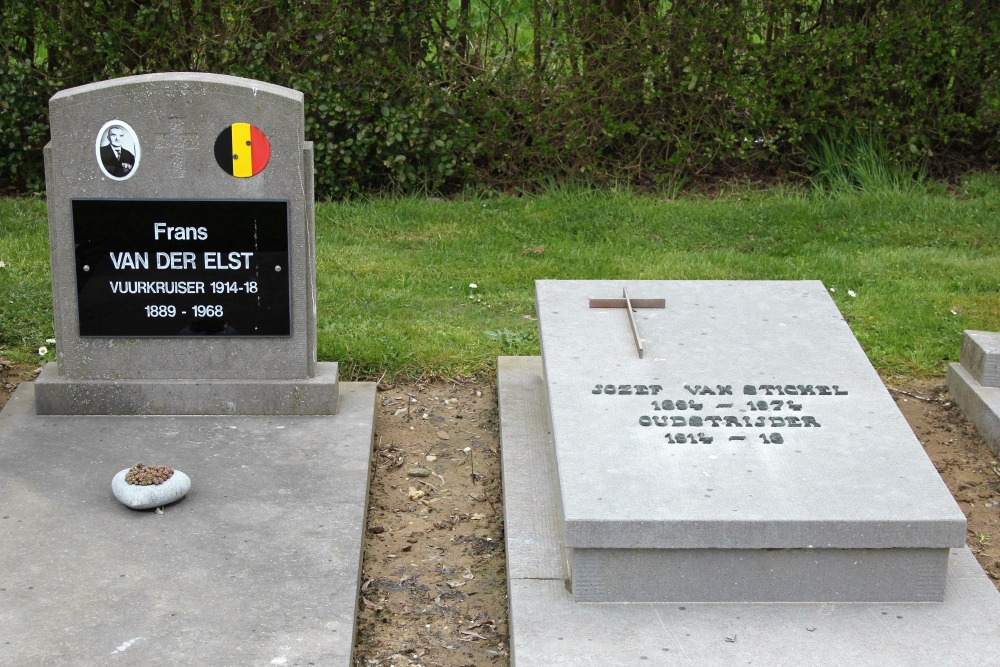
[{"left": 154, "top": 117, "right": 200, "bottom": 178}]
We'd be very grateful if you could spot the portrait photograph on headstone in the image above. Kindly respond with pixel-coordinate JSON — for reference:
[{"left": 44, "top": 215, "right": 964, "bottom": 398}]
[
  {"left": 95, "top": 119, "right": 140, "bottom": 180},
  {"left": 2, "top": 4, "right": 1000, "bottom": 666}
]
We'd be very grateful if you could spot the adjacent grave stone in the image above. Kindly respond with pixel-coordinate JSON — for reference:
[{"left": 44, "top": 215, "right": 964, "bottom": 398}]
[
  {"left": 534, "top": 280, "right": 967, "bottom": 602},
  {"left": 947, "top": 330, "right": 1000, "bottom": 458},
  {"left": 35, "top": 72, "right": 335, "bottom": 414},
  {"left": 956, "top": 330, "right": 1000, "bottom": 388}
]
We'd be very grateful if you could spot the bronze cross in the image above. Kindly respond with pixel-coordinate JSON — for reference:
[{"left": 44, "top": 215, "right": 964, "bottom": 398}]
[{"left": 588, "top": 288, "right": 665, "bottom": 359}]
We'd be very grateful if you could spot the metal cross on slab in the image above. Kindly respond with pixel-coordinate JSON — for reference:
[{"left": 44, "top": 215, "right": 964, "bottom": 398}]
[{"left": 588, "top": 288, "right": 666, "bottom": 358}]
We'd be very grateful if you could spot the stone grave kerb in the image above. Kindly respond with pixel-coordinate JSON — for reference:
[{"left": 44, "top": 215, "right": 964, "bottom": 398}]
[{"left": 36, "top": 73, "right": 336, "bottom": 415}]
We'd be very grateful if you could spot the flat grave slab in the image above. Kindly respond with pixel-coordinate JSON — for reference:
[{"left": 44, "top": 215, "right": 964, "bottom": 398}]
[
  {"left": 499, "top": 356, "right": 1000, "bottom": 666},
  {"left": 535, "top": 280, "right": 966, "bottom": 602},
  {"left": 0, "top": 381, "right": 375, "bottom": 665}
]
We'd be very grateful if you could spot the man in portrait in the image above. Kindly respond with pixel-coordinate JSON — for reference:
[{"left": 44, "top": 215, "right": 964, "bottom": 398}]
[{"left": 100, "top": 125, "right": 136, "bottom": 177}]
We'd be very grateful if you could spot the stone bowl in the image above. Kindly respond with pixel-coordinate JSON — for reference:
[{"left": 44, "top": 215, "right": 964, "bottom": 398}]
[{"left": 112, "top": 469, "right": 191, "bottom": 510}]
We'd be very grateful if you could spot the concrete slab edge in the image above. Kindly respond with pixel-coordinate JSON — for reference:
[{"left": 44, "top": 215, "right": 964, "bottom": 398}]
[
  {"left": 498, "top": 356, "right": 567, "bottom": 582},
  {"left": 342, "top": 381, "right": 378, "bottom": 663},
  {"left": 498, "top": 356, "right": 568, "bottom": 667}
]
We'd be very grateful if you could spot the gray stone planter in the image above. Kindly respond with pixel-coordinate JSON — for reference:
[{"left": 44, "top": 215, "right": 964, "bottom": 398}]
[{"left": 112, "top": 469, "right": 191, "bottom": 510}]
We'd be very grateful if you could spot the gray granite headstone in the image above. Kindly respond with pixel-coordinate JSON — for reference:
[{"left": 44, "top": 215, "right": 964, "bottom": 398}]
[
  {"left": 536, "top": 280, "right": 967, "bottom": 602},
  {"left": 36, "top": 73, "right": 337, "bottom": 415}
]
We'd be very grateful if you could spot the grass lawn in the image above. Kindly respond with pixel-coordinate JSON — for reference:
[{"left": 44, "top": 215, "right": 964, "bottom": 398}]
[{"left": 3, "top": 177, "right": 1000, "bottom": 379}]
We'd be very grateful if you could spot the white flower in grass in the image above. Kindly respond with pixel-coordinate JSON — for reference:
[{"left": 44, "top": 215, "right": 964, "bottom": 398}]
[
  {"left": 847, "top": 290, "right": 857, "bottom": 298},
  {"left": 38, "top": 346, "right": 48, "bottom": 356},
  {"left": 829, "top": 287, "right": 836, "bottom": 293},
  {"left": 0, "top": 260, "right": 6, "bottom": 268},
  {"left": 468, "top": 283, "right": 482, "bottom": 301},
  {"left": 45, "top": 338, "right": 56, "bottom": 344}
]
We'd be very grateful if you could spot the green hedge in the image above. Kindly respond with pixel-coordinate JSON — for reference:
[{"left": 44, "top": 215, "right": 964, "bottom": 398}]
[{"left": 2, "top": 1, "right": 998, "bottom": 198}]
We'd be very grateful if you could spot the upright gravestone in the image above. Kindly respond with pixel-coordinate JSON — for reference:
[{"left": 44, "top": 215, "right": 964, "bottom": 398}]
[
  {"left": 35, "top": 72, "right": 335, "bottom": 414},
  {"left": 533, "top": 280, "right": 967, "bottom": 602},
  {"left": 0, "top": 74, "right": 374, "bottom": 665}
]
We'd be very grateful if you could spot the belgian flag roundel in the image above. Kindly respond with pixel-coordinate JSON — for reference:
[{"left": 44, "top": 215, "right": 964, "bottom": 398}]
[{"left": 214, "top": 123, "right": 271, "bottom": 177}]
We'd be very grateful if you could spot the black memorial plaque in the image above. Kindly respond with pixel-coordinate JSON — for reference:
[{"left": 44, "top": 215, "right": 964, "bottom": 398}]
[{"left": 73, "top": 199, "right": 291, "bottom": 337}]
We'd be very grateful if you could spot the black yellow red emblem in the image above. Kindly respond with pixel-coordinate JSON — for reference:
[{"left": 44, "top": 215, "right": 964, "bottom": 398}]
[{"left": 214, "top": 123, "right": 271, "bottom": 177}]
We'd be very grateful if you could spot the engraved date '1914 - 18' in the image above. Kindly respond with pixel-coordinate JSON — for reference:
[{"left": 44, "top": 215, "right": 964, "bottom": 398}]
[{"left": 590, "top": 383, "right": 849, "bottom": 444}]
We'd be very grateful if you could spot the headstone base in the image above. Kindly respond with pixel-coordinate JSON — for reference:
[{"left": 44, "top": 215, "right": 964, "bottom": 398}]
[{"left": 34, "top": 361, "right": 340, "bottom": 415}]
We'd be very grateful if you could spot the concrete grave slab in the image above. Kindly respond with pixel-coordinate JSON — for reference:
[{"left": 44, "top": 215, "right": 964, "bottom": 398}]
[
  {"left": 499, "top": 356, "right": 1000, "bottom": 667},
  {"left": 0, "top": 380, "right": 375, "bottom": 665},
  {"left": 535, "top": 280, "right": 966, "bottom": 602}
]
